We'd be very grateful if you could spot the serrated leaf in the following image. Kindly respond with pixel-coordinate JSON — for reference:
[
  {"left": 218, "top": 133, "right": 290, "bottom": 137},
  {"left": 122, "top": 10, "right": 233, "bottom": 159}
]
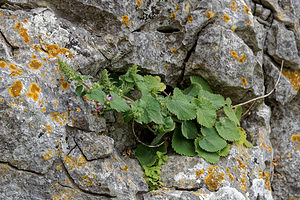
[
  {"left": 167, "top": 88, "right": 197, "bottom": 120},
  {"left": 181, "top": 121, "right": 198, "bottom": 139},
  {"left": 86, "top": 88, "right": 106, "bottom": 104},
  {"left": 235, "top": 127, "right": 247, "bottom": 145},
  {"left": 215, "top": 118, "right": 241, "bottom": 141},
  {"left": 135, "top": 144, "right": 167, "bottom": 167},
  {"left": 190, "top": 76, "right": 212, "bottom": 92},
  {"left": 143, "top": 75, "right": 166, "bottom": 94},
  {"left": 218, "top": 144, "right": 230, "bottom": 157},
  {"left": 183, "top": 83, "right": 201, "bottom": 97},
  {"left": 192, "top": 98, "right": 216, "bottom": 128},
  {"left": 110, "top": 92, "right": 130, "bottom": 112},
  {"left": 199, "top": 127, "right": 227, "bottom": 152},
  {"left": 224, "top": 105, "right": 240, "bottom": 125},
  {"left": 163, "top": 117, "right": 175, "bottom": 132},
  {"left": 234, "top": 106, "right": 243, "bottom": 121},
  {"left": 198, "top": 90, "right": 225, "bottom": 110},
  {"left": 172, "top": 125, "right": 196, "bottom": 156},
  {"left": 75, "top": 85, "right": 83, "bottom": 96},
  {"left": 142, "top": 95, "right": 164, "bottom": 124},
  {"left": 195, "top": 138, "right": 220, "bottom": 164},
  {"left": 225, "top": 98, "right": 232, "bottom": 106},
  {"left": 244, "top": 140, "right": 254, "bottom": 148}
]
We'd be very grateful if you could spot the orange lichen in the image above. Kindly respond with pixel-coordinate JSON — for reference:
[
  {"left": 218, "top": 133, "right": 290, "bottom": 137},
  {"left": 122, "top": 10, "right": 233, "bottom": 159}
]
[
  {"left": 0, "top": 61, "right": 7, "bottom": 68},
  {"left": 225, "top": 168, "right": 230, "bottom": 172},
  {"left": 291, "top": 135, "right": 300, "bottom": 142},
  {"left": 29, "top": 59, "right": 43, "bottom": 70},
  {"left": 205, "top": 11, "right": 214, "bottom": 19},
  {"left": 61, "top": 81, "right": 69, "bottom": 90},
  {"left": 0, "top": 12, "right": 3, "bottom": 17},
  {"left": 244, "top": 5, "right": 250, "bottom": 15},
  {"left": 64, "top": 155, "right": 87, "bottom": 170},
  {"left": 176, "top": 5, "right": 180, "bottom": 10},
  {"left": 187, "top": 15, "right": 194, "bottom": 22},
  {"left": 29, "top": 82, "right": 41, "bottom": 94},
  {"left": 195, "top": 169, "right": 205, "bottom": 178},
  {"left": 239, "top": 178, "right": 247, "bottom": 191},
  {"left": 8, "top": 63, "right": 17, "bottom": 70},
  {"left": 122, "top": 14, "right": 130, "bottom": 27},
  {"left": 171, "top": 13, "right": 176, "bottom": 19},
  {"left": 282, "top": 70, "right": 300, "bottom": 91},
  {"left": 8, "top": 80, "right": 23, "bottom": 97},
  {"left": 45, "top": 44, "right": 60, "bottom": 57},
  {"left": 43, "top": 150, "right": 53, "bottom": 160},
  {"left": 231, "top": 51, "right": 238, "bottom": 59},
  {"left": 238, "top": 54, "right": 247, "bottom": 63},
  {"left": 14, "top": 22, "right": 22, "bottom": 30},
  {"left": 24, "top": 18, "right": 28, "bottom": 23},
  {"left": 223, "top": 14, "right": 230, "bottom": 23},
  {"left": 205, "top": 166, "right": 225, "bottom": 191},
  {"left": 245, "top": 19, "right": 252, "bottom": 25},
  {"left": 11, "top": 69, "right": 23, "bottom": 77},
  {"left": 259, "top": 170, "right": 271, "bottom": 190},
  {"left": 136, "top": 0, "right": 141, "bottom": 6},
  {"left": 267, "top": 145, "right": 272, "bottom": 152},
  {"left": 42, "top": 58, "right": 47, "bottom": 62},
  {"left": 241, "top": 77, "right": 248, "bottom": 86},
  {"left": 227, "top": 173, "right": 235, "bottom": 181},
  {"left": 121, "top": 165, "right": 128, "bottom": 171},
  {"left": 164, "top": 64, "right": 169, "bottom": 69},
  {"left": 0, "top": 98, "right": 3, "bottom": 102},
  {"left": 32, "top": 55, "right": 37, "bottom": 59},
  {"left": 170, "top": 49, "right": 176, "bottom": 53},
  {"left": 231, "top": 1, "right": 238, "bottom": 11}
]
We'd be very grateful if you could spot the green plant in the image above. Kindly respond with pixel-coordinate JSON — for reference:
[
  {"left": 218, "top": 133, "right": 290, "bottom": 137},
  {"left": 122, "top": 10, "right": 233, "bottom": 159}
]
[{"left": 59, "top": 60, "right": 252, "bottom": 190}]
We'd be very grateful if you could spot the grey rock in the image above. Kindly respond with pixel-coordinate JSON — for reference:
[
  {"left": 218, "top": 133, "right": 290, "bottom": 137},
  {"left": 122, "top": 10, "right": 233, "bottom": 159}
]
[
  {"left": 267, "top": 20, "right": 300, "bottom": 69},
  {"left": 143, "top": 189, "right": 204, "bottom": 200},
  {"left": 75, "top": 131, "right": 114, "bottom": 160},
  {"left": 255, "top": 4, "right": 272, "bottom": 21},
  {"left": 185, "top": 24, "right": 264, "bottom": 103},
  {"left": 206, "top": 186, "right": 246, "bottom": 200},
  {"left": 264, "top": 55, "right": 298, "bottom": 105},
  {"left": 268, "top": 94, "right": 300, "bottom": 200}
]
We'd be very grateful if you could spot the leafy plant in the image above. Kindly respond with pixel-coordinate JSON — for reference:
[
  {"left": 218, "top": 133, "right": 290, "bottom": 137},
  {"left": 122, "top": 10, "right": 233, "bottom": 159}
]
[{"left": 59, "top": 60, "right": 253, "bottom": 190}]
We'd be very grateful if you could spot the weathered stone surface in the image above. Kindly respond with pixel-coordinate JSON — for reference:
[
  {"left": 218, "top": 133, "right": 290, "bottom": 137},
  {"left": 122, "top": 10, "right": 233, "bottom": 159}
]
[
  {"left": 268, "top": 94, "right": 300, "bottom": 200},
  {"left": 185, "top": 24, "right": 264, "bottom": 103},
  {"left": 263, "top": 56, "right": 298, "bottom": 105},
  {"left": 267, "top": 20, "right": 300, "bottom": 69}
]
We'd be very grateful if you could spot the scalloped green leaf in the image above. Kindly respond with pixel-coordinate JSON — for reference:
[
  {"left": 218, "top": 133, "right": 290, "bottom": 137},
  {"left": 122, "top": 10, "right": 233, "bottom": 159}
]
[
  {"left": 183, "top": 83, "right": 201, "bottom": 97},
  {"left": 110, "top": 92, "right": 130, "bottom": 112},
  {"left": 224, "top": 105, "right": 240, "bottom": 125},
  {"left": 75, "top": 85, "right": 83, "bottom": 96},
  {"left": 135, "top": 144, "right": 167, "bottom": 167},
  {"left": 244, "top": 140, "right": 254, "bottom": 148},
  {"left": 192, "top": 98, "right": 216, "bottom": 128},
  {"left": 172, "top": 125, "right": 196, "bottom": 156},
  {"left": 234, "top": 106, "right": 243, "bottom": 121},
  {"left": 215, "top": 118, "right": 241, "bottom": 142},
  {"left": 142, "top": 95, "right": 164, "bottom": 124},
  {"left": 143, "top": 75, "right": 166, "bottom": 95},
  {"left": 198, "top": 90, "right": 225, "bottom": 110},
  {"left": 199, "top": 127, "right": 227, "bottom": 152},
  {"left": 86, "top": 88, "right": 106, "bottom": 104},
  {"left": 167, "top": 88, "right": 197, "bottom": 120},
  {"left": 195, "top": 138, "right": 220, "bottom": 164},
  {"left": 218, "top": 144, "right": 230, "bottom": 157},
  {"left": 163, "top": 117, "right": 175, "bottom": 132},
  {"left": 181, "top": 121, "right": 198, "bottom": 139},
  {"left": 190, "top": 76, "right": 212, "bottom": 92}
]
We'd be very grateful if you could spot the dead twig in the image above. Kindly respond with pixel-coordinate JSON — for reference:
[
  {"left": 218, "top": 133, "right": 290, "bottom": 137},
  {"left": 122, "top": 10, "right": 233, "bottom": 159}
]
[{"left": 232, "top": 60, "right": 284, "bottom": 109}]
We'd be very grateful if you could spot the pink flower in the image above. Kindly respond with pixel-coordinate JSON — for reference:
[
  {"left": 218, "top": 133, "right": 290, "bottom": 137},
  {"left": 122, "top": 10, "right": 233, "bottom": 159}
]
[
  {"left": 106, "top": 94, "right": 114, "bottom": 101},
  {"left": 96, "top": 105, "right": 103, "bottom": 111}
]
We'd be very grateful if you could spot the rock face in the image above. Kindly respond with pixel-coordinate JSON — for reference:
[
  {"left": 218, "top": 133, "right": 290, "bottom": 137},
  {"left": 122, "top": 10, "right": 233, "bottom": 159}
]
[{"left": 0, "top": 0, "right": 299, "bottom": 200}]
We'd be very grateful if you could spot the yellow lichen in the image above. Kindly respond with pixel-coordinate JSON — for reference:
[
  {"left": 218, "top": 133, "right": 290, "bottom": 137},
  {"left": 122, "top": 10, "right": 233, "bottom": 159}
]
[
  {"left": 0, "top": 61, "right": 7, "bottom": 68},
  {"left": 205, "top": 11, "right": 215, "bottom": 19},
  {"left": 241, "top": 77, "right": 248, "bottom": 86},
  {"left": 122, "top": 14, "right": 130, "bottom": 27},
  {"left": 43, "top": 150, "right": 53, "bottom": 160},
  {"left": 61, "top": 81, "right": 69, "bottom": 90},
  {"left": 8, "top": 80, "right": 23, "bottom": 97},
  {"left": 29, "top": 59, "right": 43, "bottom": 70},
  {"left": 171, "top": 13, "right": 176, "bottom": 19},
  {"left": 136, "top": 0, "right": 141, "bottom": 6},
  {"left": 282, "top": 70, "right": 300, "bottom": 91},
  {"left": 244, "top": 5, "right": 250, "bottom": 15},
  {"left": 121, "top": 165, "right": 128, "bottom": 171},
  {"left": 223, "top": 14, "right": 230, "bottom": 23},
  {"left": 231, "top": 51, "right": 238, "bottom": 59},
  {"left": 205, "top": 166, "right": 225, "bottom": 191},
  {"left": 187, "top": 15, "right": 193, "bottom": 22}
]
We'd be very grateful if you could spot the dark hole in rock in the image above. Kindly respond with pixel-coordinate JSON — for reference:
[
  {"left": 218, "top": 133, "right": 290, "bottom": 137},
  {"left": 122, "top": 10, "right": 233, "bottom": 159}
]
[{"left": 157, "top": 26, "right": 180, "bottom": 33}]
